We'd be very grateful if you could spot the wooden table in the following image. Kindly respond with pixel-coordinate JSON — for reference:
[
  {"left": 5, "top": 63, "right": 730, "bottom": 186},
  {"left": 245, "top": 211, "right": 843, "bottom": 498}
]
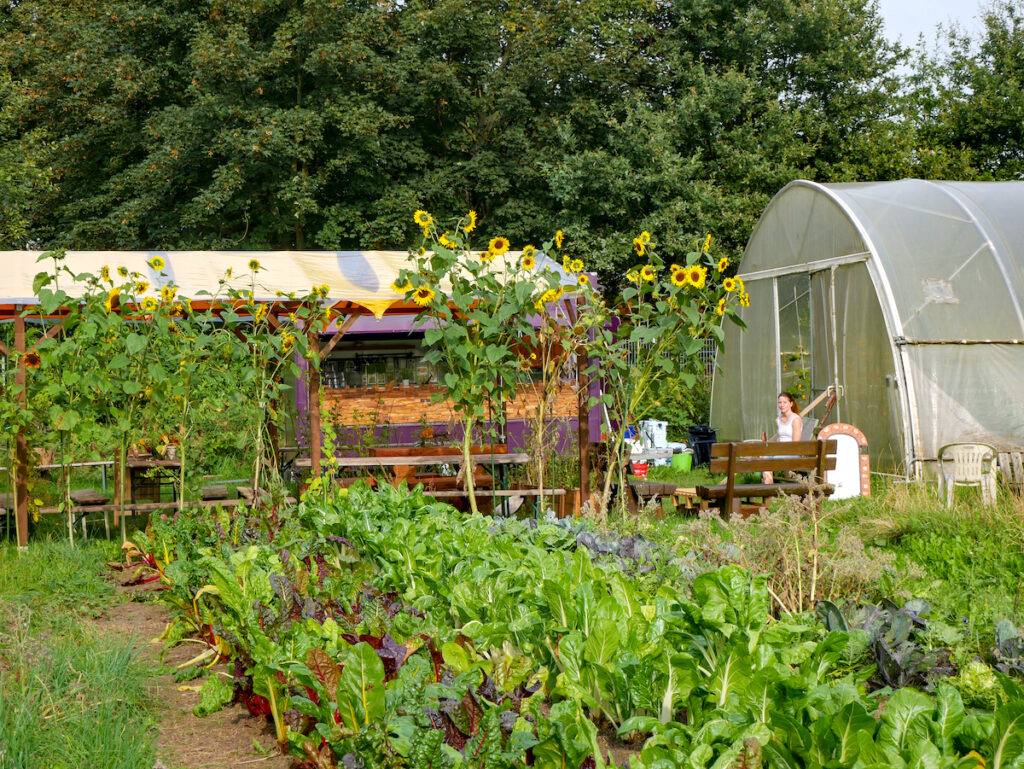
[{"left": 118, "top": 454, "right": 182, "bottom": 506}]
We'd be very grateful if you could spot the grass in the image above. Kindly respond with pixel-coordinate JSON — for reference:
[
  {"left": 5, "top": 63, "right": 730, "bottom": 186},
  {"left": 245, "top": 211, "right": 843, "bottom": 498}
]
[{"left": 0, "top": 540, "right": 159, "bottom": 769}]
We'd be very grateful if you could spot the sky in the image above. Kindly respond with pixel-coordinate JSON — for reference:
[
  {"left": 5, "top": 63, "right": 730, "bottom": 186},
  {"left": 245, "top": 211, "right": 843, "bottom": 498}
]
[{"left": 874, "top": 0, "right": 985, "bottom": 48}]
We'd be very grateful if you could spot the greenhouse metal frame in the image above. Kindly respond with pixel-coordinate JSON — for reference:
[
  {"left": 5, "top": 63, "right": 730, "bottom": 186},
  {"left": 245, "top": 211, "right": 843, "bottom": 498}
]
[{"left": 711, "top": 179, "right": 1024, "bottom": 476}]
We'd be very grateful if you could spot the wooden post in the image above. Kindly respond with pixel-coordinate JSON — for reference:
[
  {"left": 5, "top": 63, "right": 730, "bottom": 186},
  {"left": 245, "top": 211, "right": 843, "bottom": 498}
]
[
  {"left": 308, "top": 326, "right": 322, "bottom": 478},
  {"left": 13, "top": 312, "right": 29, "bottom": 547},
  {"left": 577, "top": 342, "right": 590, "bottom": 504}
]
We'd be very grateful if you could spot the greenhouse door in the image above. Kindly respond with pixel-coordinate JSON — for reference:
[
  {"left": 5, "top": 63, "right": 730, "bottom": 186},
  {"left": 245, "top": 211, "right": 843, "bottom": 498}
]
[{"left": 774, "top": 269, "right": 844, "bottom": 422}]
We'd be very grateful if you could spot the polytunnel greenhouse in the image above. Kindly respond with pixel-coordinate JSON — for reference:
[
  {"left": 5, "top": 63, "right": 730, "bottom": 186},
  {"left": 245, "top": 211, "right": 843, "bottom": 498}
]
[{"left": 710, "top": 179, "right": 1024, "bottom": 475}]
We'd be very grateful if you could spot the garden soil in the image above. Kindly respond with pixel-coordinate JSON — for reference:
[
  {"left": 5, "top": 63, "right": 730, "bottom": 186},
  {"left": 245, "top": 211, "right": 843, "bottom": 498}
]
[{"left": 92, "top": 593, "right": 292, "bottom": 769}]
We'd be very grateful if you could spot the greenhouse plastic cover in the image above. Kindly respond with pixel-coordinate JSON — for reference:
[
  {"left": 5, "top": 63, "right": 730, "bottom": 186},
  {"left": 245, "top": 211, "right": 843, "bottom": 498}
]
[
  {"left": 0, "top": 250, "right": 577, "bottom": 319},
  {"left": 712, "top": 179, "right": 1024, "bottom": 471}
]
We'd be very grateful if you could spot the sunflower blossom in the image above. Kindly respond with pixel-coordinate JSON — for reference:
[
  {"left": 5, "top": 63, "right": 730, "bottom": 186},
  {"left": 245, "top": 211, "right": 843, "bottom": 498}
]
[
  {"left": 141, "top": 297, "right": 158, "bottom": 313},
  {"left": 639, "top": 231, "right": 651, "bottom": 245},
  {"left": 633, "top": 238, "right": 645, "bottom": 257},
  {"left": 413, "top": 285, "right": 436, "bottom": 306},
  {"left": 739, "top": 291, "right": 751, "bottom": 308},
  {"left": 392, "top": 278, "right": 413, "bottom": 294},
  {"left": 570, "top": 258, "right": 584, "bottom": 273},
  {"left": 703, "top": 234, "right": 712, "bottom": 253},
  {"left": 685, "top": 265, "right": 708, "bottom": 290},
  {"left": 717, "top": 256, "right": 729, "bottom": 273},
  {"left": 439, "top": 233, "right": 456, "bottom": 249},
  {"left": 489, "top": 236, "right": 510, "bottom": 255},
  {"left": 100, "top": 265, "right": 111, "bottom": 283},
  {"left": 670, "top": 269, "right": 686, "bottom": 287},
  {"left": 723, "top": 277, "right": 738, "bottom": 293},
  {"left": 480, "top": 250, "right": 495, "bottom": 262},
  {"left": 465, "top": 210, "right": 477, "bottom": 233},
  {"left": 554, "top": 230, "right": 564, "bottom": 249},
  {"left": 640, "top": 264, "right": 656, "bottom": 282},
  {"left": 521, "top": 254, "right": 536, "bottom": 270},
  {"left": 249, "top": 259, "right": 261, "bottom": 271},
  {"left": 578, "top": 274, "right": 590, "bottom": 286},
  {"left": 149, "top": 256, "right": 166, "bottom": 271},
  {"left": 414, "top": 210, "right": 433, "bottom": 227},
  {"left": 716, "top": 298, "right": 726, "bottom": 316},
  {"left": 522, "top": 244, "right": 536, "bottom": 259}
]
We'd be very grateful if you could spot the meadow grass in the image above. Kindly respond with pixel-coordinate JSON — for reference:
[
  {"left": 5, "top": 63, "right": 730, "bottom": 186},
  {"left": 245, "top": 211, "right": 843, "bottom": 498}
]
[{"left": 0, "top": 540, "right": 158, "bottom": 769}]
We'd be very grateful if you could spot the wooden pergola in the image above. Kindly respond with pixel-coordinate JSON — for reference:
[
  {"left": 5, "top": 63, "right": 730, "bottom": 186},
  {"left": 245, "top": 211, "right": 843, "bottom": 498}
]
[{"left": 0, "top": 252, "right": 591, "bottom": 547}]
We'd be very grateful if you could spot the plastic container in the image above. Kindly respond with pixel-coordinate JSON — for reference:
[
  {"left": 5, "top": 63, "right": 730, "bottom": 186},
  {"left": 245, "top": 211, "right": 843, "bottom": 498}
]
[
  {"left": 631, "top": 462, "right": 649, "bottom": 479},
  {"left": 640, "top": 419, "right": 669, "bottom": 449},
  {"left": 687, "top": 425, "right": 718, "bottom": 467},
  {"left": 670, "top": 452, "right": 693, "bottom": 472}
]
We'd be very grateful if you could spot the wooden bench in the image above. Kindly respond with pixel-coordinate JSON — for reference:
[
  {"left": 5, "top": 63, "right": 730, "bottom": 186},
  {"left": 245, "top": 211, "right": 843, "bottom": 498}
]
[
  {"left": 696, "top": 440, "right": 837, "bottom": 516},
  {"left": 200, "top": 484, "right": 229, "bottom": 501}
]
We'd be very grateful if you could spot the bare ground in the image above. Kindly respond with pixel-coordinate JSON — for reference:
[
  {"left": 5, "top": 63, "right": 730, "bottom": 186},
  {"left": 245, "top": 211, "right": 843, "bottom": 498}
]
[{"left": 90, "top": 595, "right": 292, "bottom": 769}]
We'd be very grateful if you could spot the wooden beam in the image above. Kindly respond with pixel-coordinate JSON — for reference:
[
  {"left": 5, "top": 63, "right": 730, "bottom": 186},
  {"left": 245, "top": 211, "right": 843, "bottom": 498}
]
[
  {"left": 308, "top": 326, "right": 323, "bottom": 478},
  {"left": 14, "top": 313, "right": 28, "bottom": 547},
  {"left": 319, "top": 313, "right": 358, "bottom": 359},
  {"left": 0, "top": 339, "right": 7, "bottom": 357}
]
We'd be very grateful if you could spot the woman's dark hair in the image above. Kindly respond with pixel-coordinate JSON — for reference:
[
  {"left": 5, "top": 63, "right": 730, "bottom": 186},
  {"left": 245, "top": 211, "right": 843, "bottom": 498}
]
[{"left": 778, "top": 391, "right": 800, "bottom": 414}]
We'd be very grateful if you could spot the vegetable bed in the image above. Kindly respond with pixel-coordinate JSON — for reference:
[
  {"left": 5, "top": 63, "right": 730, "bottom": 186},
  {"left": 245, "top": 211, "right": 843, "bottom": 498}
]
[{"left": 129, "top": 484, "right": 1024, "bottom": 768}]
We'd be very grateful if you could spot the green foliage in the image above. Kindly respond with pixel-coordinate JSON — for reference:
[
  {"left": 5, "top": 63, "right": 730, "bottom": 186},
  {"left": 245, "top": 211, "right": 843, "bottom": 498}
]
[
  {"left": 137, "top": 483, "right": 1024, "bottom": 768},
  {"left": 193, "top": 673, "right": 235, "bottom": 717},
  {"left": 0, "top": 0, "right": 914, "bottom": 278}
]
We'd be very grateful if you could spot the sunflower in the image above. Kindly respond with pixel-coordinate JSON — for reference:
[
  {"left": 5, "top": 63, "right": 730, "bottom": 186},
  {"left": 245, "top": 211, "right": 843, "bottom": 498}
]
[
  {"left": 685, "top": 265, "right": 707, "bottom": 290},
  {"left": 717, "top": 256, "right": 729, "bottom": 273},
  {"left": 480, "top": 250, "right": 495, "bottom": 262},
  {"left": 735, "top": 277, "right": 745, "bottom": 293},
  {"left": 281, "top": 333, "right": 296, "bottom": 353},
  {"left": 414, "top": 210, "right": 433, "bottom": 227},
  {"left": 639, "top": 231, "right": 651, "bottom": 245},
  {"left": 249, "top": 259, "right": 261, "bottom": 271},
  {"left": 117, "top": 266, "right": 128, "bottom": 277},
  {"left": 626, "top": 269, "right": 640, "bottom": 284},
  {"left": 570, "top": 258, "right": 584, "bottom": 273},
  {"left": 136, "top": 280, "right": 150, "bottom": 294},
  {"left": 670, "top": 268, "right": 686, "bottom": 287},
  {"left": 555, "top": 285, "right": 565, "bottom": 300},
  {"left": 288, "top": 312, "right": 298, "bottom": 323},
  {"left": 703, "top": 234, "right": 712, "bottom": 253},
  {"left": 225, "top": 267, "right": 233, "bottom": 278},
  {"left": 578, "top": 274, "right": 590, "bottom": 286},
  {"left": 100, "top": 265, "right": 111, "bottom": 283},
  {"left": 253, "top": 304, "right": 268, "bottom": 323},
  {"left": 24, "top": 351, "right": 41, "bottom": 370},
  {"left": 438, "top": 232, "right": 456, "bottom": 249},
  {"left": 521, "top": 254, "right": 536, "bottom": 270},
  {"left": 716, "top": 298, "right": 726, "bottom": 316},
  {"left": 464, "top": 210, "right": 477, "bottom": 233},
  {"left": 739, "top": 291, "right": 751, "bottom": 308},
  {"left": 723, "top": 277, "right": 739, "bottom": 293},
  {"left": 413, "top": 285, "right": 436, "bottom": 306},
  {"left": 562, "top": 255, "right": 571, "bottom": 271},
  {"left": 161, "top": 285, "right": 178, "bottom": 303},
  {"left": 554, "top": 230, "right": 564, "bottom": 249},
  {"left": 640, "top": 264, "right": 656, "bottom": 282},
  {"left": 149, "top": 255, "right": 166, "bottom": 271},
  {"left": 633, "top": 238, "right": 645, "bottom": 257},
  {"left": 522, "top": 244, "right": 536, "bottom": 259},
  {"left": 392, "top": 278, "right": 413, "bottom": 294},
  {"left": 489, "top": 236, "right": 510, "bottom": 255},
  {"left": 318, "top": 284, "right": 330, "bottom": 297},
  {"left": 141, "top": 296, "right": 158, "bottom": 313}
]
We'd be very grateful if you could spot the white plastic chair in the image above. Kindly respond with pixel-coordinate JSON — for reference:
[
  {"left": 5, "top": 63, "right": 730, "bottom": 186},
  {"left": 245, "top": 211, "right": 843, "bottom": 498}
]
[{"left": 937, "top": 443, "right": 997, "bottom": 507}]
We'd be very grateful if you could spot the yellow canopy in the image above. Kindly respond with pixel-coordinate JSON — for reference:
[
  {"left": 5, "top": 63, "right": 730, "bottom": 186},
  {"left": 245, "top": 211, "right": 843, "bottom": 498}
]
[{"left": 0, "top": 250, "right": 574, "bottom": 319}]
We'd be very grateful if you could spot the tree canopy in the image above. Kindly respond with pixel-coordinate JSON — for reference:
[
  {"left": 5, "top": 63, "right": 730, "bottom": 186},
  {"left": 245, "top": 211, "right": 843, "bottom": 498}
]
[{"left": 0, "top": 0, "right": 1021, "bottom": 279}]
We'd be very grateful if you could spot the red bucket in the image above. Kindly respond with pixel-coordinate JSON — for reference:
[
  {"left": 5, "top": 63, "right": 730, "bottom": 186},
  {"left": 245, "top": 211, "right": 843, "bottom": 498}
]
[{"left": 632, "top": 462, "right": 649, "bottom": 479}]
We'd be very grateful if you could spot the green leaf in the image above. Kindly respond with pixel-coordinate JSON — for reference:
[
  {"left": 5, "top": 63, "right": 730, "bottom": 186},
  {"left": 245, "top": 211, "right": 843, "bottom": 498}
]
[
  {"left": 830, "top": 701, "right": 877, "bottom": 764},
  {"left": 122, "top": 381, "right": 143, "bottom": 395},
  {"left": 125, "top": 333, "right": 148, "bottom": 354},
  {"left": 583, "top": 618, "right": 621, "bottom": 666},
  {"left": 336, "top": 642, "right": 385, "bottom": 733},
  {"left": 193, "top": 674, "right": 235, "bottom": 717},
  {"left": 878, "top": 688, "right": 934, "bottom": 753}
]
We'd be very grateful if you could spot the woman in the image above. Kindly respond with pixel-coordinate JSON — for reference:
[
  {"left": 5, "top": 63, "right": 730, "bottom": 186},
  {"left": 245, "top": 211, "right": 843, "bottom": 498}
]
[{"left": 763, "top": 392, "right": 802, "bottom": 483}]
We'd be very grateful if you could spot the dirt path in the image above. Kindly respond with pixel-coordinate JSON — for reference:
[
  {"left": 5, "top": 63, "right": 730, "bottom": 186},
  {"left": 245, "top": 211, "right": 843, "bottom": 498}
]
[{"left": 91, "top": 596, "right": 292, "bottom": 769}]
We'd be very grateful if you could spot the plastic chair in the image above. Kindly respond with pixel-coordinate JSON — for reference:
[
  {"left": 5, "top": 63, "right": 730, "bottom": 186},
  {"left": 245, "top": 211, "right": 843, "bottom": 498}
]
[
  {"left": 799, "top": 416, "right": 818, "bottom": 441},
  {"left": 937, "top": 443, "right": 997, "bottom": 506}
]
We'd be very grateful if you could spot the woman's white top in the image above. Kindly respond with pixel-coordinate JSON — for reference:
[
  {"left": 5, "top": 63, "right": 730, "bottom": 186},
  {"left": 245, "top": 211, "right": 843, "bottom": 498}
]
[{"left": 777, "top": 415, "right": 796, "bottom": 442}]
